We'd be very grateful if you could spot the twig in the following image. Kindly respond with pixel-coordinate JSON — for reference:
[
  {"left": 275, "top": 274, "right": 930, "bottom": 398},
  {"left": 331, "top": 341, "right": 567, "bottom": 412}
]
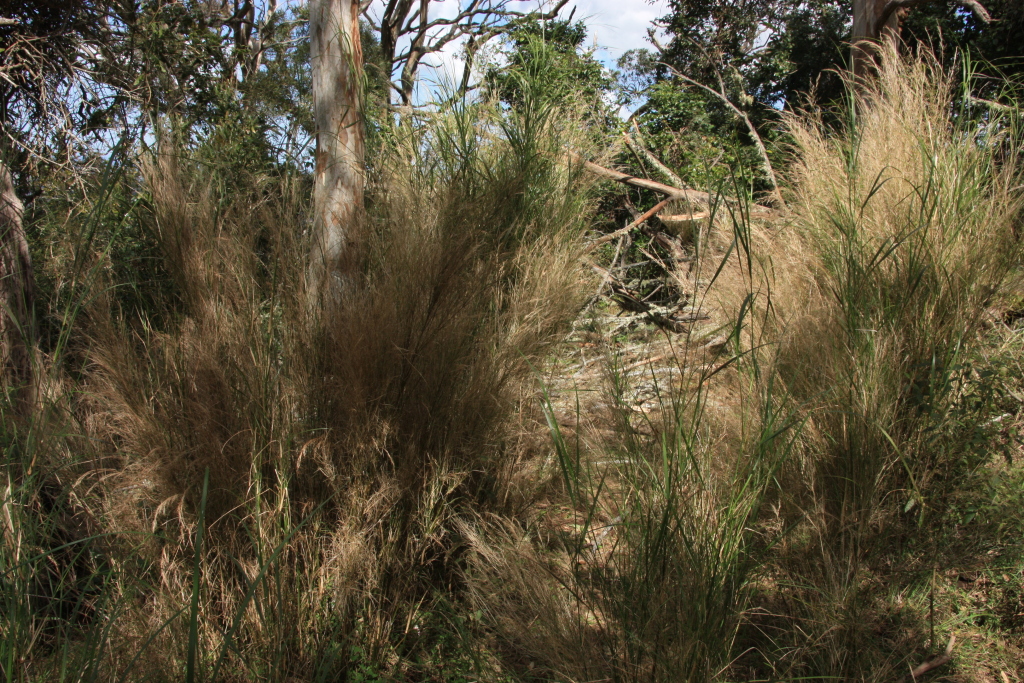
[
  {"left": 586, "top": 199, "right": 671, "bottom": 252},
  {"left": 908, "top": 635, "right": 956, "bottom": 680},
  {"left": 590, "top": 235, "right": 626, "bottom": 301}
]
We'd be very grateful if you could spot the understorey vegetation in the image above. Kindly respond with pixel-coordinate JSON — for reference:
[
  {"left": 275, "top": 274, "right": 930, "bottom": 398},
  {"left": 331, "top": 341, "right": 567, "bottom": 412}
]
[{"left": 2, "top": 1, "right": 1024, "bottom": 681}]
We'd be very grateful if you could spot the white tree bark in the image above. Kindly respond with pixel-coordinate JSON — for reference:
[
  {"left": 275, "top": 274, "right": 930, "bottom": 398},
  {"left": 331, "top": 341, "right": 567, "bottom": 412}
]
[
  {"left": 0, "top": 160, "right": 35, "bottom": 407},
  {"left": 851, "top": 1, "right": 992, "bottom": 79},
  {"left": 309, "top": 0, "right": 364, "bottom": 298},
  {"left": 851, "top": 0, "right": 905, "bottom": 79}
]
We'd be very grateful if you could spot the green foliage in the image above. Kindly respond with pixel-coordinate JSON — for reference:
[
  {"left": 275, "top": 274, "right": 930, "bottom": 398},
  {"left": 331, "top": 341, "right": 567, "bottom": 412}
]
[
  {"left": 616, "top": 0, "right": 851, "bottom": 197},
  {"left": 902, "top": 0, "right": 1024, "bottom": 85},
  {"left": 485, "top": 18, "right": 615, "bottom": 132}
]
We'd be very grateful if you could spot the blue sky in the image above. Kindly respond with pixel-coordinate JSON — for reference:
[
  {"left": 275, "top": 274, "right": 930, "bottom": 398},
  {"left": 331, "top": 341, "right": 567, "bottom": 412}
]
[
  {"left": 363, "top": 0, "right": 668, "bottom": 93},
  {"left": 570, "top": 0, "right": 668, "bottom": 70}
]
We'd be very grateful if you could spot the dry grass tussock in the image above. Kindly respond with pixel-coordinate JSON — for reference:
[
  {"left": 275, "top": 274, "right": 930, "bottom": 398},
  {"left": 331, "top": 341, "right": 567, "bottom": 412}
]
[
  {"left": 3, "top": 47, "right": 1023, "bottom": 683},
  {"left": 3, "top": 97, "right": 598, "bottom": 679},
  {"left": 775, "top": 46, "right": 1022, "bottom": 543},
  {"left": 749, "top": 47, "right": 1023, "bottom": 679},
  {"left": 462, "top": 47, "right": 1024, "bottom": 683}
]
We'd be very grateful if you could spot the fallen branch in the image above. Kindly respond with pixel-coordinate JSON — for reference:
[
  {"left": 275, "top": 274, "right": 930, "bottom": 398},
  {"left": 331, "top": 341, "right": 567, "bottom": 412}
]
[
  {"left": 588, "top": 261, "right": 707, "bottom": 333},
  {"left": 576, "top": 155, "right": 776, "bottom": 218},
  {"left": 623, "top": 125, "right": 685, "bottom": 188},
  {"left": 578, "top": 155, "right": 708, "bottom": 202},
  {"left": 586, "top": 198, "right": 671, "bottom": 253},
  {"left": 908, "top": 635, "right": 955, "bottom": 680}
]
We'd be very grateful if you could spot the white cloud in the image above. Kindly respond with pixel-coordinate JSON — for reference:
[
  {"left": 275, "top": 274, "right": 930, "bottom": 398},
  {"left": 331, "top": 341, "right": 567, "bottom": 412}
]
[{"left": 569, "top": 0, "right": 667, "bottom": 69}]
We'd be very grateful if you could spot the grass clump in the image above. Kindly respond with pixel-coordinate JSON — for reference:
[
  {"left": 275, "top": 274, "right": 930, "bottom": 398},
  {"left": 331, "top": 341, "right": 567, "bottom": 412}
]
[
  {"left": 3, "top": 43, "right": 1024, "bottom": 683},
  {"left": 464, "top": 46, "right": 1024, "bottom": 683},
  {"left": 758, "top": 46, "right": 1024, "bottom": 679},
  {"left": 2, "top": 78, "right": 597, "bottom": 680}
]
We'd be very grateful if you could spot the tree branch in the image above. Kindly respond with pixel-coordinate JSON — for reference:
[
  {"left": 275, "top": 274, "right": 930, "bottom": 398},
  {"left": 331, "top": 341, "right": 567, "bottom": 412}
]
[
  {"left": 659, "top": 62, "right": 787, "bottom": 211},
  {"left": 878, "top": 0, "right": 990, "bottom": 33},
  {"left": 907, "top": 635, "right": 956, "bottom": 681},
  {"left": 375, "top": 0, "right": 570, "bottom": 106},
  {"left": 586, "top": 199, "right": 672, "bottom": 253},
  {"left": 959, "top": 0, "right": 993, "bottom": 23},
  {"left": 623, "top": 124, "right": 685, "bottom": 189},
  {"left": 575, "top": 154, "right": 776, "bottom": 217}
]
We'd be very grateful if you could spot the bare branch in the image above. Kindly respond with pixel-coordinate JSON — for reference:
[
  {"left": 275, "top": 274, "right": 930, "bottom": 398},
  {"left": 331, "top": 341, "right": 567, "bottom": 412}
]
[
  {"left": 574, "top": 154, "right": 776, "bottom": 218},
  {"left": 577, "top": 155, "right": 707, "bottom": 202},
  {"left": 907, "top": 635, "right": 956, "bottom": 681},
  {"left": 658, "top": 62, "right": 788, "bottom": 211},
  {"left": 375, "top": 0, "right": 570, "bottom": 106},
  {"left": 586, "top": 199, "right": 672, "bottom": 253}
]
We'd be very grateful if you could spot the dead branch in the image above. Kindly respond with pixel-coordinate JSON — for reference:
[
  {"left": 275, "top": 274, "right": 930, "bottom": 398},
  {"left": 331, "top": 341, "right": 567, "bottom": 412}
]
[
  {"left": 586, "top": 260, "right": 707, "bottom": 333},
  {"left": 577, "top": 155, "right": 709, "bottom": 202},
  {"left": 576, "top": 154, "right": 776, "bottom": 217},
  {"left": 586, "top": 198, "right": 671, "bottom": 253},
  {"left": 908, "top": 635, "right": 956, "bottom": 680}
]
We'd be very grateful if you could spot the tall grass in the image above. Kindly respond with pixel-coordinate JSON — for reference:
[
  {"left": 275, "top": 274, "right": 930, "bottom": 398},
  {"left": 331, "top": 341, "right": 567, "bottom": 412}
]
[
  {"left": 759, "top": 46, "right": 1023, "bottom": 677},
  {"left": 466, "top": 46, "right": 1023, "bottom": 683},
  {"left": 464, "top": 166, "right": 797, "bottom": 682},
  {"left": 2, "top": 72, "right": 597, "bottom": 680},
  {"left": 3, "top": 44, "right": 1022, "bottom": 683}
]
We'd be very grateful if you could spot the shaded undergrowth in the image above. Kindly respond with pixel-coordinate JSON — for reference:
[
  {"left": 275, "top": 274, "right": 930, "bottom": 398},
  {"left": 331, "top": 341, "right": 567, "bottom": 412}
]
[{"left": 2, "top": 47, "right": 1024, "bottom": 683}]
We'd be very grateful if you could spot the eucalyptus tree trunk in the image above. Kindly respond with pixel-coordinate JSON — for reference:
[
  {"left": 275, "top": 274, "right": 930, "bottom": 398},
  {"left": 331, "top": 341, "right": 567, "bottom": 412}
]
[
  {"left": 309, "top": 0, "right": 365, "bottom": 299},
  {"left": 0, "top": 160, "right": 35, "bottom": 408},
  {"left": 851, "top": 0, "right": 992, "bottom": 79},
  {"left": 851, "top": 0, "right": 905, "bottom": 80}
]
